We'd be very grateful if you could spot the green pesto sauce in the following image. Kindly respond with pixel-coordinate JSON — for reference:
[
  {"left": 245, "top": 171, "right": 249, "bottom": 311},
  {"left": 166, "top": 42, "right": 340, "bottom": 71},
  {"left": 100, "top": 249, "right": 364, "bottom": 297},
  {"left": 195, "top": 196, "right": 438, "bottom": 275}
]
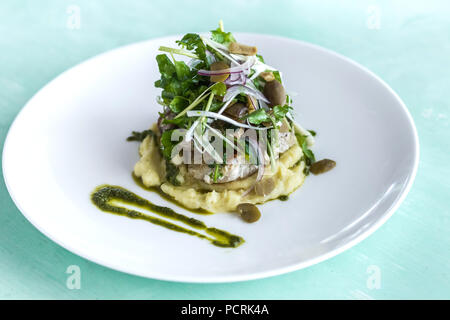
[
  {"left": 131, "top": 173, "right": 211, "bottom": 215},
  {"left": 91, "top": 185, "right": 244, "bottom": 248}
]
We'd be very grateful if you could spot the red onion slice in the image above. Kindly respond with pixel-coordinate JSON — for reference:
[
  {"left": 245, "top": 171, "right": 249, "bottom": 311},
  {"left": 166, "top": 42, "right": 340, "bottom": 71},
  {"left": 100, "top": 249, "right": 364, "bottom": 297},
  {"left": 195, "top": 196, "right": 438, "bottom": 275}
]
[
  {"left": 198, "top": 69, "right": 243, "bottom": 76},
  {"left": 197, "top": 55, "right": 256, "bottom": 77},
  {"left": 224, "top": 85, "right": 270, "bottom": 104},
  {"left": 224, "top": 72, "right": 246, "bottom": 86}
]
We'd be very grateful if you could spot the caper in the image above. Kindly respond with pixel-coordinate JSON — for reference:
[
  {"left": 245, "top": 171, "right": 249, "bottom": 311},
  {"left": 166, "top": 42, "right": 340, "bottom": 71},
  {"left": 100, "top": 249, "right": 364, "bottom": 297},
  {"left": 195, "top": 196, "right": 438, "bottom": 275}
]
[
  {"left": 263, "top": 80, "right": 286, "bottom": 107},
  {"left": 254, "top": 177, "right": 275, "bottom": 197},
  {"left": 210, "top": 61, "right": 229, "bottom": 83},
  {"left": 224, "top": 102, "right": 248, "bottom": 122},
  {"left": 210, "top": 119, "right": 228, "bottom": 131},
  {"left": 237, "top": 203, "right": 261, "bottom": 223},
  {"left": 309, "top": 159, "right": 336, "bottom": 175}
]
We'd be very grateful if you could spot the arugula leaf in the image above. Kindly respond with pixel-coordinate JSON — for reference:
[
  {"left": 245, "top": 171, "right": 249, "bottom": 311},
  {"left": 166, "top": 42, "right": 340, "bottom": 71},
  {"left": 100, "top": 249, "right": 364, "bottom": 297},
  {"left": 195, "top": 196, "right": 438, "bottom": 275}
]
[
  {"left": 174, "top": 60, "right": 191, "bottom": 81},
  {"left": 155, "top": 49, "right": 210, "bottom": 114},
  {"left": 272, "top": 105, "right": 292, "bottom": 121},
  {"left": 169, "top": 96, "right": 189, "bottom": 113},
  {"left": 155, "top": 54, "right": 176, "bottom": 79},
  {"left": 243, "top": 105, "right": 290, "bottom": 126},
  {"left": 163, "top": 114, "right": 191, "bottom": 128},
  {"left": 243, "top": 109, "right": 271, "bottom": 125},
  {"left": 295, "top": 133, "right": 316, "bottom": 165},
  {"left": 176, "top": 33, "right": 207, "bottom": 61},
  {"left": 155, "top": 54, "right": 183, "bottom": 98},
  {"left": 210, "top": 27, "right": 236, "bottom": 45},
  {"left": 211, "top": 82, "right": 227, "bottom": 96},
  {"left": 302, "top": 142, "right": 315, "bottom": 163}
]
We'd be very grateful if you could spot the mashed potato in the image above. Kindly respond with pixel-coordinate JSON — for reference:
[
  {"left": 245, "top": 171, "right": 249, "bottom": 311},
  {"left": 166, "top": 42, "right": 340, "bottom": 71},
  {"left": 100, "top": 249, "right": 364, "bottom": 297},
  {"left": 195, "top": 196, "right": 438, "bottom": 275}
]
[{"left": 133, "top": 125, "right": 306, "bottom": 212}]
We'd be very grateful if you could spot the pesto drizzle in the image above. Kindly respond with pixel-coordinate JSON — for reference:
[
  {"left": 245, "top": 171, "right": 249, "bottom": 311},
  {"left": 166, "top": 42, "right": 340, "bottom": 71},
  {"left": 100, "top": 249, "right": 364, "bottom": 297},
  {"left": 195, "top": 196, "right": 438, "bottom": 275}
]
[
  {"left": 91, "top": 185, "right": 244, "bottom": 248},
  {"left": 131, "top": 173, "right": 211, "bottom": 215}
]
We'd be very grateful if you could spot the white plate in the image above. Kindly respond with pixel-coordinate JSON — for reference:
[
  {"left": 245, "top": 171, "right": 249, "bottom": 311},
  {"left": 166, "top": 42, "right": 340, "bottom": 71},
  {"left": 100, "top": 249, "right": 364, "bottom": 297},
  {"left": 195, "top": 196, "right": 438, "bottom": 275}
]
[{"left": 2, "top": 34, "right": 419, "bottom": 283}]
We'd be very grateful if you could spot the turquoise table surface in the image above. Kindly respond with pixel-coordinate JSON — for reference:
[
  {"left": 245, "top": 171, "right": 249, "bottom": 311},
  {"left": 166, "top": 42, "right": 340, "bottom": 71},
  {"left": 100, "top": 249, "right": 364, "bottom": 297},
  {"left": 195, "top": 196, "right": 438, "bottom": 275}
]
[{"left": 1, "top": 0, "right": 449, "bottom": 299}]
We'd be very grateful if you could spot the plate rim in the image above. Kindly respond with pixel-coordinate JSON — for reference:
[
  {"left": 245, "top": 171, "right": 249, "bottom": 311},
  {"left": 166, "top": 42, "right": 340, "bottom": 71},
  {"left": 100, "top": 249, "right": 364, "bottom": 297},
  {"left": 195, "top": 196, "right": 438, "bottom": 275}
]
[{"left": 2, "top": 33, "right": 420, "bottom": 283}]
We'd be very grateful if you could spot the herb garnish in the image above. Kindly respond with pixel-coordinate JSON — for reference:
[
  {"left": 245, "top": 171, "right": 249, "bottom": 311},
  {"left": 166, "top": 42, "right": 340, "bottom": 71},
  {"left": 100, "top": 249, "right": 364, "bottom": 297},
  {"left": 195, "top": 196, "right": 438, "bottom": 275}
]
[{"left": 126, "top": 129, "right": 155, "bottom": 142}]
